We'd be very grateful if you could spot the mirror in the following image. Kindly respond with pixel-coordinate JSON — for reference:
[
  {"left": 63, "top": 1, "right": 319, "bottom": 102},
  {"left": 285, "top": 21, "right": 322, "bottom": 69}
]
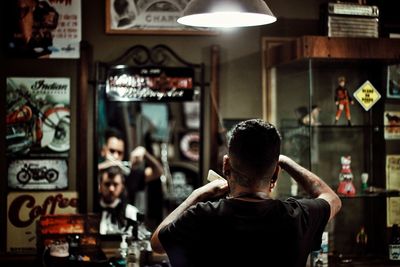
[{"left": 93, "top": 45, "right": 212, "bottom": 235}]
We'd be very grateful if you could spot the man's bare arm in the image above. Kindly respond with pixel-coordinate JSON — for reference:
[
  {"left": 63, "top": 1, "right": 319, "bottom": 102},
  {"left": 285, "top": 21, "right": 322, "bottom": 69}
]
[
  {"left": 130, "top": 146, "right": 164, "bottom": 182},
  {"left": 279, "top": 155, "right": 341, "bottom": 221},
  {"left": 150, "top": 179, "right": 228, "bottom": 254}
]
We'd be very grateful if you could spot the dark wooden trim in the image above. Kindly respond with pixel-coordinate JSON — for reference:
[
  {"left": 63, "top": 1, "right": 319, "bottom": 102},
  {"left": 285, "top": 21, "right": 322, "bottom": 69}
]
[
  {"left": 268, "top": 36, "right": 400, "bottom": 67},
  {"left": 261, "top": 37, "right": 296, "bottom": 122},
  {"left": 209, "top": 45, "right": 220, "bottom": 173},
  {"left": 77, "top": 41, "right": 92, "bottom": 213}
]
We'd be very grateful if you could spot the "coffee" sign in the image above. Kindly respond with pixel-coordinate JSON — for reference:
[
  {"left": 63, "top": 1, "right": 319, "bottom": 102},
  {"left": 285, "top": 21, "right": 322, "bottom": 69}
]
[{"left": 7, "top": 191, "right": 78, "bottom": 254}]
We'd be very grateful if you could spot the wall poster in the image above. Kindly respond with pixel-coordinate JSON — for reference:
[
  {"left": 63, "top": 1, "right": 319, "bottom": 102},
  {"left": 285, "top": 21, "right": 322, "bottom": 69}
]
[
  {"left": 6, "top": 0, "right": 81, "bottom": 58},
  {"left": 105, "top": 0, "right": 216, "bottom": 35},
  {"left": 386, "top": 155, "right": 400, "bottom": 226},
  {"left": 6, "top": 191, "right": 78, "bottom": 253},
  {"left": 8, "top": 159, "right": 68, "bottom": 190},
  {"left": 6, "top": 77, "right": 70, "bottom": 158},
  {"left": 387, "top": 64, "right": 400, "bottom": 99},
  {"left": 384, "top": 111, "right": 400, "bottom": 140}
]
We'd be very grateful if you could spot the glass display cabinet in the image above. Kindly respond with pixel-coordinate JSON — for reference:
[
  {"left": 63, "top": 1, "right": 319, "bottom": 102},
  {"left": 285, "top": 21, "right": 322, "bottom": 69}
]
[{"left": 264, "top": 36, "right": 400, "bottom": 264}]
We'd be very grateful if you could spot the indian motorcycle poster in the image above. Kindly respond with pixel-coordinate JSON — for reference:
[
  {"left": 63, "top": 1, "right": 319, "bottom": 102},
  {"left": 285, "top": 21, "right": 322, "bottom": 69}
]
[
  {"left": 6, "top": 77, "right": 70, "bottom": 157},
  {"left": 7, "top": 191, "right": 78, "bottom": 253},
  {"left": 6, "top": 0, "right": 81, "bottom": 58}
]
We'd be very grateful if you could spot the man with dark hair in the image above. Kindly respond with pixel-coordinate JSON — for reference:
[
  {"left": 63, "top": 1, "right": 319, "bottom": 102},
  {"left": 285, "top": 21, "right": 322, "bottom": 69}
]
[
  {"left": 150, "top": 119, "right": 341, "bottom": 267},
  {"left": 98, "top": 165, "right": 138, "bottom": 235},
  {"left": 99, "top": 127, "right": 163, "bottom": 209}
]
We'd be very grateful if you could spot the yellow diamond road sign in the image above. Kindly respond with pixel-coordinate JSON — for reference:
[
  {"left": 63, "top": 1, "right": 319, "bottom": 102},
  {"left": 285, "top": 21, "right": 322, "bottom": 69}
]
[{"left": 353, "top": 80, "right": 381, "bottom": 111}]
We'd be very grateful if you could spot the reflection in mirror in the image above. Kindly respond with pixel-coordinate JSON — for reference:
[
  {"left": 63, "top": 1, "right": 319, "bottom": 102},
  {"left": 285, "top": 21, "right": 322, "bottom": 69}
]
[
  {"left": 97, "top": 99, "right": 201, "bottom": 232},
  {"left": 94, "top": 46, "right": 206, "bottom": 237}
]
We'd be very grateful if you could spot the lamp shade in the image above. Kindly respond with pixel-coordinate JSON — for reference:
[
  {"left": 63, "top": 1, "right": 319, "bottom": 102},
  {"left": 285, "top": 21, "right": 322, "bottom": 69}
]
[{"left": 177, "top": 0, "right": 277, "bottom": 28}]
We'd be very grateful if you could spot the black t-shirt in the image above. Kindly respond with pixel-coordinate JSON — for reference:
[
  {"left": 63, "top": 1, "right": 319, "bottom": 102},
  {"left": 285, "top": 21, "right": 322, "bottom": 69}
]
[
  {"left": 125, "top": 167, "right": 146, "bottom": 205},
  {"left": 159, "top": 197, "right": 330, "bottom": 267}
]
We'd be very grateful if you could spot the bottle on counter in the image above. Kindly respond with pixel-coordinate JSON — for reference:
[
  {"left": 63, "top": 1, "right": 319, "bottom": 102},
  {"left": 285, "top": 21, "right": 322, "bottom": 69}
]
[
  {"left": 127, "top": 240, "right": 140, "bottom": 267},
  {"left": 389, "top": 224, "right": 400, "bottom": 262}
]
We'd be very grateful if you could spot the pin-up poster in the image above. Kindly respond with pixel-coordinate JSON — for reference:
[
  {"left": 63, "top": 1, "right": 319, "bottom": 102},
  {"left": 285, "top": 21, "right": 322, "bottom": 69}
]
[
  {"left": 384, "top": 111, "right": 400, "bottom": 140},
  {"left": 6, "top": 77, "right": 70, "bottom": 157},
  {"left": 7, "top": 191, "right": 78, "bottom": 253},
  {"left": 6, "top": 0, "right": 81, "bottom": 58},
  {"left": 386, "top": 155, "right": 400, "bottom": 226}
]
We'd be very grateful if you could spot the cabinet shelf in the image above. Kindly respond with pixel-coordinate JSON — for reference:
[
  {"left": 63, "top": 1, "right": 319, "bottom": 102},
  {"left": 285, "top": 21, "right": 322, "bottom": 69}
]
[
  {"left": 266, "top": 35, "right": 400, "bottom": 258},
  {"left": 267, "top": 35, "right": 400, "bottom": 67},
  {"left": 339, "top": 190, "right": 400, "bottom": 199}
]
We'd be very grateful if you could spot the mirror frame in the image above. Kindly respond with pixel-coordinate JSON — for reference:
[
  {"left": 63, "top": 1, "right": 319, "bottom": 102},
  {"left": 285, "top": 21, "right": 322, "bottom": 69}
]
[{"left": 90, "top": 44, "right": 220, "bottom": 213}]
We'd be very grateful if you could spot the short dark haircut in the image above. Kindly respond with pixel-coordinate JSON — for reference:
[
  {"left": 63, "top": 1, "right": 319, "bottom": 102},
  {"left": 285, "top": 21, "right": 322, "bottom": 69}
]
[
  {"left": 228, "top": 119, "right": 281, "bottom": 187},
  {"left": 105, "top": 127, "right": 124, "bottom": 143},
  {"left": 99, "top": 165, "right": 126, "bottom": 184}
]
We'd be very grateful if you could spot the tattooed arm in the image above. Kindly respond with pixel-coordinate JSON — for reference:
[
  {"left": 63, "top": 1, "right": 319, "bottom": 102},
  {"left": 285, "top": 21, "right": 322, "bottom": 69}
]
[{"left": 279, "top": 155, "right": 341, "bottom": 221}]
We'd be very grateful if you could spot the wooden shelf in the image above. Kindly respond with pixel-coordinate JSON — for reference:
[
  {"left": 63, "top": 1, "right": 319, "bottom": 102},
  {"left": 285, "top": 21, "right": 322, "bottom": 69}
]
[{"left": 267, "top": 35, "right": 400, "bottom": 67}]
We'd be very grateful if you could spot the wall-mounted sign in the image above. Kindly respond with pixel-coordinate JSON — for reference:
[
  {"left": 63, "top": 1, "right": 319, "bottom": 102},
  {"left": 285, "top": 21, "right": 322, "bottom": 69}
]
[
  {"left": 353, "top": 80, "right": 381, "bottom": 111},
  {"left": 6, "top": 77, "right": 70, "bottom": 157},
  {"left": 7, "top": 191, "right": 78, "bottom": 254},
  {"left": 8, "top": 159, "right": 68, "bottom": 190},
  {"left": 106, "top": 66, "right": 194, "bottom": 101}
]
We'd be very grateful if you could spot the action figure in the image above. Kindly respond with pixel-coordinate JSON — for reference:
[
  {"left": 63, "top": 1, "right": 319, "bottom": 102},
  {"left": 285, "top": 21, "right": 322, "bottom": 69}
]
[
  {"left": 337, "top": 156, "right": 356, "bottom": 196},
  {"left": 334, "top": 76, "right": 354, "bottom": 126},
  {"left": 302, "top": 105, "right": 322, "bottom": 126},
  {"left": 356, "top": 226, "right": 368, "bottom": 254}
]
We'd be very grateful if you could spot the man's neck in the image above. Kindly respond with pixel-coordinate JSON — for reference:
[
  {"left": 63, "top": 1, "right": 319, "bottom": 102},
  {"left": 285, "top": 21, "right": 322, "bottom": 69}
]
[
  {"left": 100, "top": 198, "right": 121, "bottom": 208},
  {"left": 229, "top": 184, "right": 271, "bottom": 200}
]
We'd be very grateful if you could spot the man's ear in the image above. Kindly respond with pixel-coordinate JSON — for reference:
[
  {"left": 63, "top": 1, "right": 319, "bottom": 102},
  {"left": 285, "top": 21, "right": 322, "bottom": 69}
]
[
  {"left": 270, "top": 165, "right": 281, "bottom": 186},
  {"left": 101, "top": 144, "right": 106, "bottom": 158},
  {"left": 222, "top": 155, "right": 231, "bottom": 177}
]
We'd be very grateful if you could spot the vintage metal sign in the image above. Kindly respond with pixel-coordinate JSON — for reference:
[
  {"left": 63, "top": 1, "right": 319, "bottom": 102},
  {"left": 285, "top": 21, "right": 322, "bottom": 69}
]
[
  {"left": 353, "top": 80, "right": 381, "bottom": 111},
  {"left": 106, "top": 66, "right": 194, "bottom": 101},
  {"left": 8, "top": 159, "right": 68, "bottom": 190},
  {"left": 6, "top": 77, "right": 70, "bottom": 157},
  {"left": 7, "top": 191, "right": 78, "bottom": 254}
]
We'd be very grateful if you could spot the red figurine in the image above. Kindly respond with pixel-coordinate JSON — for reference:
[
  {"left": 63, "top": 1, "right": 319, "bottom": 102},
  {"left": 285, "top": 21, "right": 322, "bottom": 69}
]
[
  {"left": 337, "top": 156, "right": 356, "bottom": 196},
  {"left": 334, "top": 76, "right": 354, "bottom": 126}
]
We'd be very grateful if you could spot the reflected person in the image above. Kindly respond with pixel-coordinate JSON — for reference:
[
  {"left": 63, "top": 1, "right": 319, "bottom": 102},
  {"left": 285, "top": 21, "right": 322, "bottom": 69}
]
[
  {"left": 99, "top": 127, "right": 164, "bottom": 208},
  {"left": 151, "top": 119, "right": 341, "bottom": 267},
  {"left": 98, "top": 164, "right": 138, "bottom": 235}
]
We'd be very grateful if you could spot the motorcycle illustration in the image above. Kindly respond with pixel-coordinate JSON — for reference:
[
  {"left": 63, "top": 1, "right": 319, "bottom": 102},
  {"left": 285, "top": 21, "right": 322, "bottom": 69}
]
[
  {"left": 6, "top": 82, "right": 70, "bottom": 155},
  {"left": 17, "top": 163, "right": 59, "bottom": 185}
]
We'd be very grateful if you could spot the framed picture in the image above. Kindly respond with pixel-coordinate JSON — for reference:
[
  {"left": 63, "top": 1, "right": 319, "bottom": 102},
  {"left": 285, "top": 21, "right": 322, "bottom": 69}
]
[
  {"left": 6, "top": 0, "right": 81, "bottom": 58},
  {"left": 384, "top": 111, "right": 400, "bottom": 140},
  {"left": 105, "top": 0, "right": 217, "bottom": 35},
  {"left": 387, "top": 64, "right": 400, "bottom": 99}
]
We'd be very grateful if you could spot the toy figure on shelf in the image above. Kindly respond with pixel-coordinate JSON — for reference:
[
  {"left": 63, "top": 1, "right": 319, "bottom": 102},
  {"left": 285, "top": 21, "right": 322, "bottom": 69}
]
[
  {"left": 361, "top": 173, "right": 369, "bottom": 192},
  {"left": 337, "top": 156, "right": 356, "bottom": 196},
  {"left": 302, "top": 105, "right": 322, "bottom": 126},
  {"left": 334, "top": 76, "right": 354, "bottom": 126},
  {"left": 356, "top": 226, "right": 368, "bottom": 254},
  {"left": 295, "top": 105, "right": 322, "bottom": 126}
]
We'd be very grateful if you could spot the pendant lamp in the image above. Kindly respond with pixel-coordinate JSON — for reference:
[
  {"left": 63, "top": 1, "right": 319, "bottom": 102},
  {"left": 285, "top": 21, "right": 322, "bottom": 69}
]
[{"left": 177, "top": 0, "right": 277, "bottom": 28}]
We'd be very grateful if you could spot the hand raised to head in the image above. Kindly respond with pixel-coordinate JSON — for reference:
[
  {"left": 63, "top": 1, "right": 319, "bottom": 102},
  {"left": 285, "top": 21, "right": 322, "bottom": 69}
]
[
  {"left": 130, "top": 146, "right": 146, "bottom": 166},
  {"left": 193, "top": 179, "right": 229, "bottom": 202}
]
